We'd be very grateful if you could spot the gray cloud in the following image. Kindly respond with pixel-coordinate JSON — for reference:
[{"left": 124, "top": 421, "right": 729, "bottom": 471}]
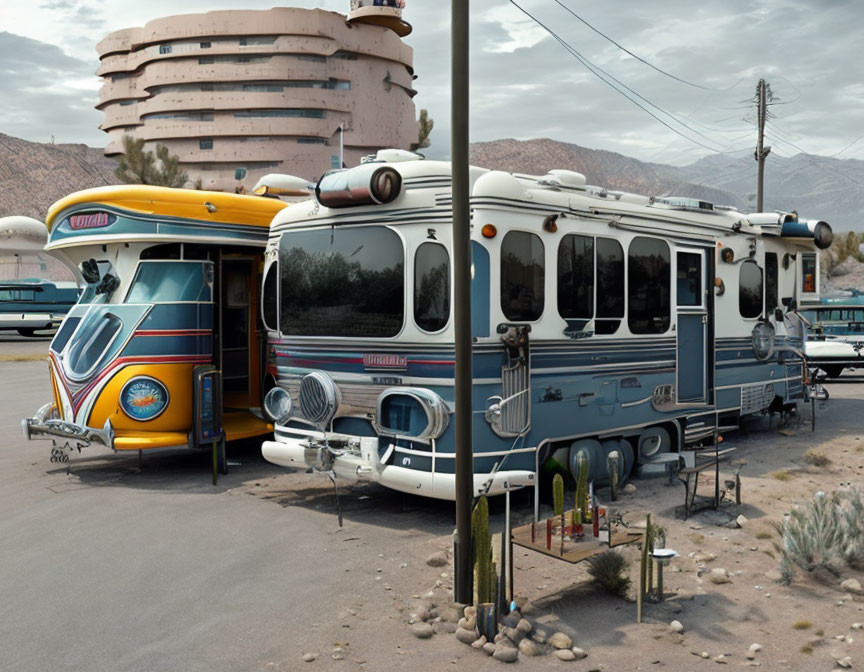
[
  {"left": 2, "top": 0, "right": 862, "bottom": 167},
  {"left": 0, "top": 32, "right": 103, "bottom": 145}
]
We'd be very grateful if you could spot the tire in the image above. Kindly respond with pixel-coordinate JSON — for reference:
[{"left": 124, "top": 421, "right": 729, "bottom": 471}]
[
  {"left": 823, "top": 365, "right": 843, "bottom": 379},
  {"left": 637, "top": 426, "right": 672, "bottom": 463},
  {"left": 601, "top": 439, "right": 632, "bottom": 484},
  {"left": 216, "top": 441, "right": 228, "bottom": 475},
  {"left": 568, "top": 438, "right": 604, "bottom": 482},
  {"left": 618, "top": 438, "right": 636, "bottom": 482}
]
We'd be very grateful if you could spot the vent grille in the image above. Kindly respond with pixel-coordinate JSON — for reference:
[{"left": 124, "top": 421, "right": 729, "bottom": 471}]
[
  {"left": 298, "top": 372, "right": 341, "bottom": 427},
  {"left": 741, "top": 383, "right": 774, "bottom": 415}
]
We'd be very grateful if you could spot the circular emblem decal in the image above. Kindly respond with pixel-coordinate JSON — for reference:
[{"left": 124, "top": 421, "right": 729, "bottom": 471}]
[{"left": 120, "top": 377, "right": 169, "bottom": 421}]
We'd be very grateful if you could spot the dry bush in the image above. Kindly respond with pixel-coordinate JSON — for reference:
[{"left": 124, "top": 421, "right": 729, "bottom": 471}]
[
  {"left": 804, "top": 449, "right": 831, "bottom": 467},
  {"left": 793, "top": 620, "right": 812, "bottom": 630},
  {"left": 585, "top": 550, "right": 631, "bottom": 598},
  {"left": 773, "top": 489, "right": 864, "bottom": 584},
  {"left": 771, "top": 469, "right": 793, "bottom": 481}
]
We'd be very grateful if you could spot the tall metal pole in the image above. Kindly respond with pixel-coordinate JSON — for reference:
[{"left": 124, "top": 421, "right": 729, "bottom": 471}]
[
  {"left": 452, "top": 0, "right": 474, "bottom": 606},
  {"left": 755, "top": 78, "right": 771, "bottom": 213}
]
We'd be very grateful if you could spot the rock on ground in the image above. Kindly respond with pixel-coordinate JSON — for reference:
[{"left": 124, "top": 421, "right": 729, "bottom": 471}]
[
  {"left": 840, "top": 578, "right": 863, "bottom": 595},
  {"left": 555, "top": 649, "right": 576, "bottom": 661},
  {"left": 492, "top": 646, "right": 519, "bottom": 663},
  {"left": 710, "top": 568, "right": 732, "bottom": 584},
  {"left": 302, "top": 653, "right": 317, "bottom": 662},
  {"left": 411, "top": 622, "right": 434, "bottom": 639},
  {"left": 455, "top": 627, "right": 478, "bottom": 644},
  {"left": 482, "top": 642, "right": 496, "bottom": 655},
  {"left": 519, "top": 639, "right": 541, "bottom": 656},
  {"left": 670, "top": 620, "right": 685, "bottom": 634},
  {"left": 471, "top": 635, "right": 487, "bottom": 649},
  {"left": 425, "top": 551, "right": 448, "bottom": 567},
  {"left": 549, "top": 632, "right": 573, "bottom": 649},
  {"left": 572, "top": 647, "right": 587, "bottom": 660}
]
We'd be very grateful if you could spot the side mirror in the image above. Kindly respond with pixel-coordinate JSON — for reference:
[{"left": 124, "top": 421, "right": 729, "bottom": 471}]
[{"left": 81, "top": 259, "right": 100, "bottom": 284}]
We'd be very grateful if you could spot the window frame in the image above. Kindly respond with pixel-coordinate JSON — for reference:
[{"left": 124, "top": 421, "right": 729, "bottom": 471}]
[
  {"left": 413, "top": 241, "right": 451, "bottom": 334},
  {"left": 738, "top": 259, "right": 764, "bottom": 320},
  {"left": 500, "top": 229, "right": 546, "bottom": 323},
  {"left": 556, "top": 233, "right": 594, "bottom": 321},
  {"left": 627, "top": 236, "right": 671, "bottom": 335}
]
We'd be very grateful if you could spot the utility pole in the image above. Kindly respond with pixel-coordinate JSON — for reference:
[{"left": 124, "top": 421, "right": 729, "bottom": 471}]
[
  {"left": 452, "top": 0, "right": 474, "bottom": 605},
  {"left": 755, "top": 78, "right": 771, "bottom": 213}
]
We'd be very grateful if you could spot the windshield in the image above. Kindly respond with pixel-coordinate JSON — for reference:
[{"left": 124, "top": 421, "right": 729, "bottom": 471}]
[
  {"left": 279, "top": 226, "right": 404, "bottom": 337},
  {"left": 126, "top": 261, "right": 213, "bottom": 304}
]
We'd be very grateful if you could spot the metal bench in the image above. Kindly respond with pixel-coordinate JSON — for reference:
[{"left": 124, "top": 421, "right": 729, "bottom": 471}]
[{"left": 677, "top": 444, "right": 740, "bottom": 519}]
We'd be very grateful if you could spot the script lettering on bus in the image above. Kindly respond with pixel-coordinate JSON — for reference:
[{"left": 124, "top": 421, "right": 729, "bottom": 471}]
[
  {"left": 363, "top": 353, "right": 407, "bottom": 371},
  {"left": 66, "top": 212, "right": 115, "bottom": 231}
]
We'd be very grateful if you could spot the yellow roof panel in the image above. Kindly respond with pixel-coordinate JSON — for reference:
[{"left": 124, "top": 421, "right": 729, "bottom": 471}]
[{"left": 46, "top": 185, "right": 288, "bottom": 232}]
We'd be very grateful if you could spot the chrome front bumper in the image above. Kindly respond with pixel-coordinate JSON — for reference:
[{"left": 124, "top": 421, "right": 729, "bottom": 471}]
[
  {"left": 262, "top": 431, "right": 535, "bottom": 501},
  {"left": 22, "top": 402, "right": 114, "bottom": 448}
]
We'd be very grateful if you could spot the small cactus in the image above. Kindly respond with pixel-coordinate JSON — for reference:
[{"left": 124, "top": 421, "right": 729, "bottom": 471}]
[
  {"left": 472, "top": 496, "right": 493, "bottom": 603},
  {"left": 553, "top": 473, "right": 564, "bottom": 517},
  {"left": 574, "top": 454, "right": 589, "bottom": 524}
]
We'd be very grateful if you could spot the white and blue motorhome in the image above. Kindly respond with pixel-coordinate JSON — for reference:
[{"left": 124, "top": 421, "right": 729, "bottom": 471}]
[{"left": 259, "top": 152, "right": 832, "bottom": 500}]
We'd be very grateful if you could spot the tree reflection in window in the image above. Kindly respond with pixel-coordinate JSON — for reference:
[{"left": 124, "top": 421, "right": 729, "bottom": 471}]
[
  {"left": 739, "top": 260, "right": 763, "bottom": 318},
  {"left": 279, "top": 227, "right": 404, "bottom": 337},
  {"left": 414, "top": 242, "right": 449, "bottom": 332},
  {"left": 501, "top": 231, "right": 544, "bottom": 321}
]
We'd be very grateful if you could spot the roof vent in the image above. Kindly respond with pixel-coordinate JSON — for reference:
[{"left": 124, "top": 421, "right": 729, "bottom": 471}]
[
  {"left": 361, "top": 148, "right": 424, "bottom": 164},
  {"left": 252, "top": 174, "right": 314, "bottom": 197},
  {"left": 538, "top": 169, "right": 587, "bottom": 190},
  {"left": 652, "top": 196, "right": 715, "bottom": 212}
]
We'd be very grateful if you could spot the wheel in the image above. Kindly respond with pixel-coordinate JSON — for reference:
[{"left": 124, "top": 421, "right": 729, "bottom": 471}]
[
  {"left": 601, "top": 439, "right": 632, "bottom": 484},
  {"left": 216, "top": 440, "right": 228, "bottom": 475},
  {"left": 568, "top": 438, "right": 604, "bottom": 482},
  {"left": 823, "top": 365, "right": 844, "bottom": 379},
  {"left": 636, "top": 426, "right": 672, "bottom": 463},
  {"left": 618, "top": 438, "right": 636, "bottom": 481}
]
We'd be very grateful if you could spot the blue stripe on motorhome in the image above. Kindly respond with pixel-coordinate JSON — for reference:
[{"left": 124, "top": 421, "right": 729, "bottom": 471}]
[
  {"left": 138, "top": 304, "right": 213, "bottom": 330},
  {"left": 471, "top": 241, "right": 490, "bottom": 338},
  {"left": 122, "top": 334, "right": 212, "bottom": 357}
]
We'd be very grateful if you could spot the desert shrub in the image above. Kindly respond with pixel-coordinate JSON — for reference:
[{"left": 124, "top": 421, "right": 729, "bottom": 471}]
[
  {"left": 585, "top": 550, "right": 630, "bottom": 598},
  {"left": 793, "top": 620, "right": 812, "bottom": 630},
  {"left": 771, "top": 469, "right": 792, "bottom": 481},
  {"left": 773, "top": 489, "right": 864, "bottom": 583},
  {"left": 803, "top": 449, "right": 831, "bottom": 467}
]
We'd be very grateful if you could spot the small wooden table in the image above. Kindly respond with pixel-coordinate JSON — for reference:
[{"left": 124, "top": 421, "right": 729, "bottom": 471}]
[{"left": 511, "top": 512, "right": 643, "bottom": 564}]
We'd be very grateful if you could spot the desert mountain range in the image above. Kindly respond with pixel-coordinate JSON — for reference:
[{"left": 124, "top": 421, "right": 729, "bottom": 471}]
[{"left": 0, "top": 133, "right": 861, "bottom": 232}]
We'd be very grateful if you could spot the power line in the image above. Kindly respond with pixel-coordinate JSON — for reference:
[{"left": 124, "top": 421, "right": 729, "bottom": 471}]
[
  {"left": 551, "top": 0, "right": 741, "bottom": 92},
  {"left": 508, "top": 0, "right": 738, "bottom": 154},
  {"left": 763, "top": 128, "right": 863, "bottom": 188}
]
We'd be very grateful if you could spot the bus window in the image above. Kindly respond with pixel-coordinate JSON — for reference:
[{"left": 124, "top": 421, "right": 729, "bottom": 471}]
[
  {"left": 262, "top": 263, "right": 278, "bottom": 332},
  {"left": 414, "top": 242, "right": 450, "bottom": 333},
  {"left": 765, "top": 253, "right": 778, "bottom": 312},
  {"left": 628, "top": 237, "right": 670, "bottom": 334},
  {"left": 279, "top": 226, "right": 404, "bottom": 338},
  {"left": 739, "top": 260, "right": 763, "bottom": 318},
  {"left": 676, "top": 252, "right": 702, "bottom": 306},
  {"left": 802, "top": 254, "right": 817, "bottom": 293},
  {"left": 596, "top": 238, "right": 624, "bottom": 334},
  {"left": 126, "top": 261, "right": 213, "bottom": 303},
  {"left": 557, "top": 234, "right": 593, "bottom": 319},
  {"left": 501, "top": 231, "right": 544, "bottom": 322}
]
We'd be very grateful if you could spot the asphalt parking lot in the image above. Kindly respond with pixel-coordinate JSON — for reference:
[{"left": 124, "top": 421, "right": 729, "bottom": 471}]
[{"left": 0, "top": 335, "right": 469, "bottom": 672}]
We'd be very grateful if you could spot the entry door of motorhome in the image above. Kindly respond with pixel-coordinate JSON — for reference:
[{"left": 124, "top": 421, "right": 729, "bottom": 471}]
[
  {"left": 219, "top": 256, "right": 260, "bottom": 409},
  {"left": 675, "top": 248, "right": 709, "bottom": 404}
]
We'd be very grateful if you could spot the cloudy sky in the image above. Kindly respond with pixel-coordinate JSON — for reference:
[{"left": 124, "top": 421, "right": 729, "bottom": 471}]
[{"left": 0, "top": 0, "right": 861, "bottom": 166}]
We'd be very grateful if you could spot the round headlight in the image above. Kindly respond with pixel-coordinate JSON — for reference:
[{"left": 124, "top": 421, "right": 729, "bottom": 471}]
[
  {"left": 752, "top": 322, "right": 775, "bottom": 361},
  {"left": 263, "top": 387, "right": 292, "bottom": 424},
  {"left": 299, "top": 371, "right": 341, "bottom": 428},
  {"left": 120, "top": 376, "right": 169, "bottom": 421}
]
